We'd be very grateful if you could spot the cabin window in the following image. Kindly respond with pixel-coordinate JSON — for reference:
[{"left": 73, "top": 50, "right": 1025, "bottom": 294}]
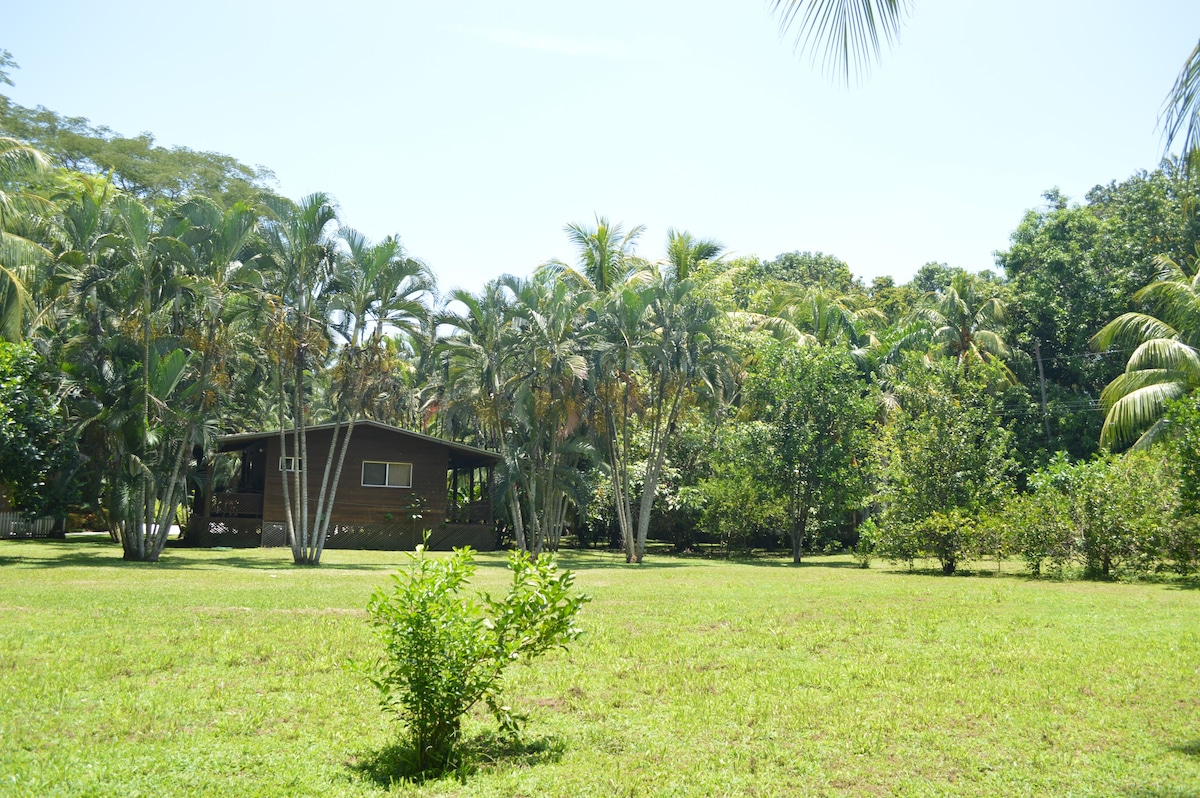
[
  {"left": 362, "top": 461, "right": 413, "bottom": 488},
  {"left": 279, "top": 457, "right": 302, "bottom": 472}
]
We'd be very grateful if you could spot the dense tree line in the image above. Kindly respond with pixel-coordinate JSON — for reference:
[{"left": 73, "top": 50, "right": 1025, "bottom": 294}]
[{"left": 2, "top": 56, "right": 1199, "bottom": 575}]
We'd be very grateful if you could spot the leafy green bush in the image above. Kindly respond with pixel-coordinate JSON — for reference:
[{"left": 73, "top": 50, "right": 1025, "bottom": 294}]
[
  {"left": 683, "top": 420, "right": 786, "bottom": 555},
  {"left": 1002, "top": 450, "right": 1183, "bottom": 578},
  {"left": 1003, "top": 490, "right": 1074, "bottom": 577},
  {"left": 0, "top": 342, "right": 79, "bottom": 520},
  {"left": 919, "top": 509, "right": 978, "bottom": 575},
  {"left": 1166, "top": 395, "right": 1200, "bottom": 573},
  {"left": 363, "top": 545, "right": 589, "bottom": 774},
  {"left": 873, "top": 360, "right": 1016, "bottom": 573},
  {"left": 853, "top": 518, "right": 878, "bottom": 568}
]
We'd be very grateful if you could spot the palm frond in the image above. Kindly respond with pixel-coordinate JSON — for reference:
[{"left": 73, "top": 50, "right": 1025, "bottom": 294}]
[
  {"left": 1092, "top": 312, "right": 1179, "bottom": 351},
  {"left": 770, "top": 0, "right": 910, "bottom": 85},
  {"left": 1161, "top": 39, "right": 1200, "bottom": 176},
  {"left": 1100, "top": 380, "right": 1188, "bottom": 450},
  {"left": 1125, "top": 338, "right": 1200, "bottom": 377}
]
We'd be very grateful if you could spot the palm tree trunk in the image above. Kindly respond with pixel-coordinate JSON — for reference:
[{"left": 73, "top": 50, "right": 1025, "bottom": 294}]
[
  {"left": 634, "top": 382, "right": 684, "bottom": 562},
  {"left": 277, "top": 366, "right": 298, "bottom": 561},
  {"left": 314, "top": 416, "right": 357, "bottom": 559}
]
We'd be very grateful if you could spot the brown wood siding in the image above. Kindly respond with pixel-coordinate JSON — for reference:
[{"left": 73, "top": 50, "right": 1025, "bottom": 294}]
[{"left": 262, "top": 427, "right": 450, "bottom": 526}]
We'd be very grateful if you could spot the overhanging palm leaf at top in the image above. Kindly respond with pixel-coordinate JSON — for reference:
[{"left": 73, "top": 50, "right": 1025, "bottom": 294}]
[
  {"left": 1093, "top": 252, "right": 1200, "bottom": 450},
  {"left": 770, "top": 0, "right": 909, "bottom": 84},
  {"left": 769, "top": 2, "right": 1198, "bottom": 175},
  {"left": 1162, "top": 41, "right": 1200, "bottom": 177}
]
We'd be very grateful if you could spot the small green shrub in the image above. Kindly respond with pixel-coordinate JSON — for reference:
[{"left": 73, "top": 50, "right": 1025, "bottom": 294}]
[
  {"left": 362, "top": 545, "right": 589, "bottom": 774},
  {"left": 918, "top": 509, "right": 977, "bottom": 575},
  {"left": 853, "top": 519, "right": 878, "bottom": 568}
]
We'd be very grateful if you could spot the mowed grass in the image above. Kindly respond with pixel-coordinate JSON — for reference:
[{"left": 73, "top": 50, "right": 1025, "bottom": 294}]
[{"left": 0, "top": 540, "right": 1198, "bottom": 797}]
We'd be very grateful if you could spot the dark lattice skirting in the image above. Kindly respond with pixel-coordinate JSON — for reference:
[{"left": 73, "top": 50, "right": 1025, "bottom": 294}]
[{"left": 185, "top": 518, "right": 264, "bottom": 548}]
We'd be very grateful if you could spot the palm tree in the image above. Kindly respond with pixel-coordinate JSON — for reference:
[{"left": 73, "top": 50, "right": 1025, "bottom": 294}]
[
  {"left": 1093, "top": 253, "right": 1200, "bottom": 449},
  {"left": 549, "top": 215, "right": 645, "bottom": 294},
  {"left": 0, "top": 137, "right": 54, "bottom": 341},
  {"left": 589, "top": 278, "right": 656, "bottom": 561},
  {"left": 909, "top": 271, "right": 1012, "bottom": 381},
  {"left": 307, "top": 227, "right": 436, "bottom": 546},
  {"left": 664, "top": 228, "right": 724, "bottom": 282},
  {"left": 439, "top": 281, "right": 514, "bottom": 452},
  {"left": 501, "top": 272, "right": 594, "bottom": 554},
  {"left": 64, "top": 195, "right": 193, "bottom": 561},
  {"left": 258, "top": 192, "right": 340, "bottom": 565},
  {"left": 166, "top": 197, "right": 264, "bottom": 543},
  {"left": 40, "top": 175, "right": 116, "bottom": 343},
  {"left": 629, "top": 269, "right": 731, "bottom": 562},
  {"left": 328, "top": 227, "right": 432, "bottom": 350},
  {"left": 763, "top": 283, "right": 880, "bottom": 347}
]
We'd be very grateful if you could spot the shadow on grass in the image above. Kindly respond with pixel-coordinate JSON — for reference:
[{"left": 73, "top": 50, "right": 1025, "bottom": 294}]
[
  {"left": 1173, "top": 739, "right": 1200, "bottom": 759},
  {"left": 740, "top": 557, "right": 865, "bottom": 569},
  {"left": 470, "top": 546, "right": 692, "bottom": 570},
  {"left": 348, "top": 732, "right": 564, "bottom": 788},
  {"left": 0, "top": 540, "right": 400, "bottom": 572},
  {"left": 878, "top": 566, "right": 1035, "bottom": 582}
]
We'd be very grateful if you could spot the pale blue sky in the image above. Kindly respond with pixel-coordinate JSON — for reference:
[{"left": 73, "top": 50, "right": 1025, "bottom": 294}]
[{"left": 5, "top": 1, "right": 1199, "bottom": 291}]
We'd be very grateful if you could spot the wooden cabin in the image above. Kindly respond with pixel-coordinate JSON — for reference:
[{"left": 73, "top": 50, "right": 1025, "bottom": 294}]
[{"left": 186, "top": 420, "right": 500, "bottom": 551}]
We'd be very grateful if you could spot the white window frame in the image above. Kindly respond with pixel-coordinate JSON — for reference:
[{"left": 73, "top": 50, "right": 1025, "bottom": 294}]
[
  {"left": 361, "top": 460, "right": 413, "bottom": 488},
  {"left": 279, "top": 457, "right": 302, "bottom": 472}
]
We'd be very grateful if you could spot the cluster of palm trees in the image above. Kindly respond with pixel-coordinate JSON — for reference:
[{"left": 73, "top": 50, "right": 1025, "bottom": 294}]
[
  {"left": 0, "top": 146, "right": 434, "bottom": 562},
  {"left": 0, "top": 131, "right": 1031, "bottom": 562},
  {"left": 9, "top": 124, "right": 1197, "bottom": 566},
  {"left": 439, "top": 219, "right": 732, "bottom": 562},
  {"left": 1, "top": 142, "right": 748, "bottom": 564}
]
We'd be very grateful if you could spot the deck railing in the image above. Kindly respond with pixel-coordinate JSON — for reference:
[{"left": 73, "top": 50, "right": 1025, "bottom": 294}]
[
  {"left": 447, "top": 500, "right": 492, "bottom": 524},
  {"left": 209, "top": 492, "right": 264, "bottom": 518},
  {"left": 0, "top": 512, "right": 55, "bottom": 538}
]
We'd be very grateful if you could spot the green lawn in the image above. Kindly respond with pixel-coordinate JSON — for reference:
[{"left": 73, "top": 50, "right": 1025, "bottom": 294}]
[{"left": 1, "top": 539, "right": 1197, "bottom": 797}]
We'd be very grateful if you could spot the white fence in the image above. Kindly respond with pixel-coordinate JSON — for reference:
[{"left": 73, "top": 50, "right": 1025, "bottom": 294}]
[{"left": 0, "top": 512, "right": 55, "bottom": 538}]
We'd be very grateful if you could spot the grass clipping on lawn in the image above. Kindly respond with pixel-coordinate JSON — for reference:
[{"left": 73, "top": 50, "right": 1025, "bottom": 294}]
[{"left": 0, "top": 540, "right": 1197, "bottom": 796}]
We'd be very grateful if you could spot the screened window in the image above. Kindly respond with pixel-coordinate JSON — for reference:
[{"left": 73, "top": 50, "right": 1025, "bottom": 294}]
[
  {"left": 362, "top": 461, "right": 413, "bottom": 488},
  {"left": 279, "top": 457, "right": 302, "bottom": 472}
]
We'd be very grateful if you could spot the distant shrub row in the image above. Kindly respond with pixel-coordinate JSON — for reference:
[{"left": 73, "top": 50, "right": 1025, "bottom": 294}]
[{"left": 865, "top": 449, "right": 1199, "bottom": 579}]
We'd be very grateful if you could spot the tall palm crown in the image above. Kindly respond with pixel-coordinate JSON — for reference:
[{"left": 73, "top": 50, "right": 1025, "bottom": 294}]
[
  {"left": 438, "top": 281, "right": 514, "bottom": 448},
  {"left": 910, "top": 272, "right": 1010, "bottom": 379},
  {"left": 259, "top": 192, "right": 338, "bottom": 318},
  {"left": 328, "top": 227, "right": 432, "bottom": 348},
  {"left": 553, "top": 215, "right": 645, "bottom": 294},
  {"left": 0, "top": 137, "right": 53, "bottom": 340},
  {"left": 664, "top": 228, "right": 724, "bottom": 282},
  {"left": 1093, "top": 253, "right": 1200, "bottom": 449},
  {"left": 769, "top": 283, "right": 878, "bottom": 348}
]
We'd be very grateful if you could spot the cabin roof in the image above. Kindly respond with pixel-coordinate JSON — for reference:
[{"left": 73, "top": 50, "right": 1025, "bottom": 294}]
[{"left": 217, "top": 419, "right": 501, "bottom": 470}]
